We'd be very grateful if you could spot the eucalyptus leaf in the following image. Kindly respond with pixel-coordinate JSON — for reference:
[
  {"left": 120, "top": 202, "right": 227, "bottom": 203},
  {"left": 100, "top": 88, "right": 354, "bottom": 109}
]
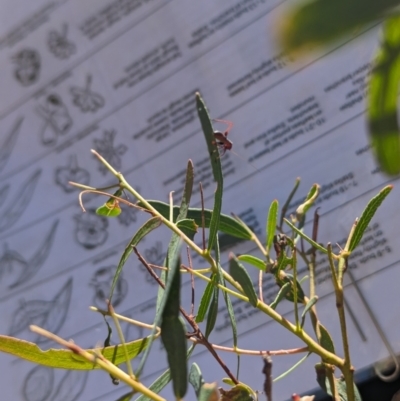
[
  {"left": 196, "top": 92, "right": 224, "bottom": 251},
  {"left": 348, "top": 185, "right": 392, "bottom": 252},
  {"left": 301, "top": 296, "right": 318, "bottom": 328},
  {"left": 139, "top": 201, "right": 252, "bottom": 240},
  {"left": 0, "top": 334, "right": 149, "bottom": 370},
  {"left": 237, "top": 255, "right": 266, "bottom": 271},
  {"left": 266, "top": 200, "right": 279, "bottom": 254},
  {"left": 189, "top": 363, "right": 205, "bottom": 398},
  {"left": 109, "top": 217, "right": 161, "bottom": 302},
  {"left": 196, "top": 277, "right": 215, "bottom": 323},
  {"left": 229, "top": 254, "right": 258, "bottom": 307}
]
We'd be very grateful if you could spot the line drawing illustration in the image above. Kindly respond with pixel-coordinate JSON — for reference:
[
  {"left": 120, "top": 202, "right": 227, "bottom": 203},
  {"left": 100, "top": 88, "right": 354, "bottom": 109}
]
[
  {"left": 23, "top": 365, "right": 88, "bottom": 401},
  {"left": 117, "top": 201, "right": 139, "bottom": 226},
  {"left": 55, "top": 155, "right": 90, "bottom": 193},
  {"left": 48, "top": 23, "right": 77, "bottom": 60},
  {"left": 90, "top": 265, "right": 127, "bottom": 308},
  {"left": 93, "top": 129, "right": 127, "bottom": 175},
  {"left": 70, "top": 74, "right": 105, "bottom": 113},
  {"left": 0, "top": 169, "right": 41, "bottom": 233},
  {"left": 12, "top": 48, "right": 41, "bottom": 86},
  {"left": 74, "top": 208, "right": 108, "bottom": 249},
  {"left": 0, "top": 117, "right": 23, "bottom": 173},
  {"left": 138, "top": 241, "right": 165, "bottom": 285},
  {"left": 0, "top": 220, "right": 59, "bottom": 289},
  {"left": 9, "top": 277, "right": 73, "bottom": 344},
  {"left": 36, "top": 94, "right": 73, "bottom": 146}
]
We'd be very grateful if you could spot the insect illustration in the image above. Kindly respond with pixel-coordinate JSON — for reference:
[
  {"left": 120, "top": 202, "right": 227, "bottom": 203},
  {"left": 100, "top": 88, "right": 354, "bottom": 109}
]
[{"left": 212, "top": 119, "right": 233, "bottom": 156}]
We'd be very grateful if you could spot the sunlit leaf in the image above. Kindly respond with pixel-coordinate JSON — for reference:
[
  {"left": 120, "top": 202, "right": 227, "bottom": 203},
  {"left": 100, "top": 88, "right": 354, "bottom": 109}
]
[
  {"left": 0, "top": 335, "right": 150, "bottom": 370},
  {"left": 96, "top": 189, "right": 123, "bottom": 217},
  {"left": 348, "top": 185, "right": 392, "bottom": 252},
  {"left": 237, "top": 255, "right": 266, "bottom": 271}
]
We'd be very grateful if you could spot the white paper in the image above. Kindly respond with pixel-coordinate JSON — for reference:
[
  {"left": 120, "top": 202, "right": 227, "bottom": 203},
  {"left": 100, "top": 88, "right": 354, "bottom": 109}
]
[{"left": 0, "top": 1, "right": 399, "bottom": 400}]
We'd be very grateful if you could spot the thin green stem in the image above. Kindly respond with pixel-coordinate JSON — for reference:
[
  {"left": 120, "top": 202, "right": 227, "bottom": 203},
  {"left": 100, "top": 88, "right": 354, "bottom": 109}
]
[
  {"left": 108, "top": 303, "right": 135, "bottom": 379},
  {"left": 293, "top": 248, "right": 299, "bottom": 329}
]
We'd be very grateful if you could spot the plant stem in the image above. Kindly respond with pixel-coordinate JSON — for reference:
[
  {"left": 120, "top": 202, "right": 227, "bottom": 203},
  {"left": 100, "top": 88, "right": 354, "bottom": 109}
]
[{"left": 30, "top": 325, "right": 166, "bottom": 401}]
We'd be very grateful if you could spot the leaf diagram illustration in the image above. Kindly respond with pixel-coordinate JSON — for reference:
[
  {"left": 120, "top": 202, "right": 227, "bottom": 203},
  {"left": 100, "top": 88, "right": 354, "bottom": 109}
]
[
  {"left": 55, "top": 155, "right": 90, "bottom": 193},
  {"left": 0, "top": 220, "right": 59, "bottom": 289},
  {"left": 48, "top": 23, "right": 76, "bottom": 60},
  {"left": 12, "top": 48, "right": 41, "bottom": 86},
  {"left": 93, "top": 130, "right": 127, "bottom": 175},
  {"left": 23, "top": 365, "right": 88, "bottom": 401},
  {"left": 9, "top": 278, "right": 73, "bottom": 344},
  {"left": 0, "top": 117, "right": 23, "bottom": 174},
  {"left": 0, "top": 169, "right": 41, "bottom": 233},
  {"left": 70, "top": 74, "right": 105, "bottom": 113},
  {"left": 36, "top": 94, "right": 73, "bottom": 146}
]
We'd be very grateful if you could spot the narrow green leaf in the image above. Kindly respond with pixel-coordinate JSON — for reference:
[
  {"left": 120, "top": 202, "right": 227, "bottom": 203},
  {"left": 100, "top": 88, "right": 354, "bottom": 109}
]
[
  {"left": 189, "top": 363, "right": 205, "bottom": 398},
  {"left": 229, "top": 254, "right": 258, "bottom": 307},
  {"left": 196, "top": 276, "right": 215, "bottom": 323},
  {"left": 205, "top": 284, "right": 219, "bottom": 339},
  {"left": 280, "top": 0, "right": 399, "bottom": 54},
  {"left": 301, "top": 296, "right": 318, "bottom": 328},
  {"left": 181, "top": 160, "right": 194, "bottom": 217},
  {"left": 273, "top": 352, "right": 311, "bottom": 382},
  {"left": 368, "top": 17, "right": 400, "bottom": 175},
  {"left": 284, "top": 218, "right": 328, "bottom": 254},
  {"left": 136, "top": 345, "right": 195, "bottom": 401},
  {"left": 266, "top": 200, "right": 279, "bottom": 253},
  {"left": 160, "top": 250, "right": 187, "bottom": 398},
  {"left": 237, "top": 255, "right": 266, "bottom": 271},
  {"left": 196, "top": 92, "right": 223, "bottom": 251},
  {"left": 274, "top": 272, "right": 305, "bottom": 303},
  {"left": 269, "top": 282, "right": 291, "bottom": 310},
  {"left": 280, "top": 177, "right": 301, "bottom": 228},
  {"left": 109, "top": 217, "right": 161, "bottom": 302},
  {"left": 177, "top": 218, "right": 198, "bottom": 239},
  {"left": 296, "top": 184, "right": 319, "bottom": 218},
  {"left": 96, "top": 189, "right": 123, "bottom": 217},
  {"left": 348, "top": 185, "right": 393, "bottom": 251},
  {"left": 139, "top": 201, "right": 252, "bottom": 240},
  {"left": 318, "top": 322, "right": 335, "bottom": 353},
  {"left": 216, "top": 238, "right": 238, "bottom": 347},
  {"left": 0, "top": 335, "right": 149, "bottom": 370}
]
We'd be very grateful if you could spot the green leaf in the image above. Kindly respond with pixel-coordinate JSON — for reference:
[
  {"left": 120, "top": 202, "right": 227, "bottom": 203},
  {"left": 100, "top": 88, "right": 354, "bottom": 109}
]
[
  {"left": 196, "top": 277, "right": 215, "bottom": 323},
  {"left": 301, "top": 296, "right": 318, "bottom": 328},
  {"left": 273, "top": 352, "right": 311, "bottom": 382},
  {"left": 216, "top": 238, "right": 238, "bottom": 347},
  {"left": 348, "top": 185, "right": 393, "bottom": 252},
  {"left": 318, "top": 323, "right": 335, "bottom": 353},
  {"left": 237, "top": 255, "right": 266, "bottom": 271},
  {"left": 177, "top": 218, "right": 198, "bottom": 239},
  {"left": 266, "top": 200, "right": 279, "bottom": 253},
  {"left": 96, "top": 189, "right": 123, "bottom": 217},
  {"left": 280, "top": 177, "right": 301, "bottom": 228},
  {"left": 196, "top": 92, "right": 224, "bottom": 251},
  {"left": 139, "top": 201, "right": 252, "bottom": 240},
  {"left": 368, "top": 17, "right": 400, "bottom": 175},
  {"left": 135, "top": 345, "right": 195, "bottom": 401},
  {"left": 0, "top": 335, "right": 149, "bottom": 370},
  {"left": 274, "top": 272, "right": 305, "bottom": 303},
  {"left": 205, "top": 281, "right": 219, "bottom": 338},
  {"left": 229, "top": 254, "right": 258, "bottom": 307},
  {"left": 280, "top": 0, "right": 400, "bottom": 54},
  {"left": 315, "top": 364, "right": 361, "bottom": 401},
  {"left": 296, "top": 184, "right": 319, "bottom": 219},
  {"left": 181, "top": 160, "right": 194, "bottom": 217},
  {"left": 160, "top": 256, "right": 187, "bottom": 399},
  {"left": 269, "top": 282, "right": 291, "bottom": 310},
  {"left": 189, "top": 363, "right": 205, "bottom": 398},
  {"left": 284, "top": 218, "right": 328, "bottom": 254},
  {"left": 109, "top": 217, "right": 161, "bottom": 302}
]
